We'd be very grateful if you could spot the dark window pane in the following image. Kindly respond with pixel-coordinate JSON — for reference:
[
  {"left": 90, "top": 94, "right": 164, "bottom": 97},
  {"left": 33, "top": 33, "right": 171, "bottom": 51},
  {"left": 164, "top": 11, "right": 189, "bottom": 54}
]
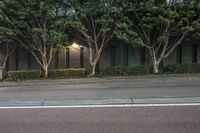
[
  {"left": 111, "top": 47, "right": 115, "bottom": 66},
  {"left": 192, "top": 44, "right": 197, "bottom": 63},
  {"left": 6, "top": 57, "right": 9, "bottom": 71},
  {"left": 55, "top": 51, "right": 59, "bottom": 69},
  {"left": 177, "top": 45, "right": 182, "bottom": 64},
  {"left": 15, "top": 48, "right": 19, "bottom": 70},
  {"left": 124, "top": 46, "right": 128, "bottom": 66},
  {"left": 141, "top": 47, "right": 145, "bottom": 65},
  {"left": 28, "top": 52, "right": 31, "bottom": 70},
  {"left": 66, "top": 48, "right": 70, "bottom": 68},
  {"left": 80, "top": 47, "right": 84, "bottom": 68}
]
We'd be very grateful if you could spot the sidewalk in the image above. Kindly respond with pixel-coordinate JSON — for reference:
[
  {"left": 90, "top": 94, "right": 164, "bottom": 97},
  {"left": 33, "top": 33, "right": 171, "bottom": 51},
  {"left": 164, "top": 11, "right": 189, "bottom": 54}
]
[
  {"left": 0, "top": 74, "right": 200, "bottom": 106},
  {"left": 0, "top": 97, "right": 200, "bottom": 107}
]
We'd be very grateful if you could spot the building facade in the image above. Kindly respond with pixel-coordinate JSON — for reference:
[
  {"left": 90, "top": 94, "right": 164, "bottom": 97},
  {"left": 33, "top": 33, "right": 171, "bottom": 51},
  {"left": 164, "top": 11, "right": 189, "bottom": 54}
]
[{"left": 4, "top": 37, "right": 200, "bottom": 72}]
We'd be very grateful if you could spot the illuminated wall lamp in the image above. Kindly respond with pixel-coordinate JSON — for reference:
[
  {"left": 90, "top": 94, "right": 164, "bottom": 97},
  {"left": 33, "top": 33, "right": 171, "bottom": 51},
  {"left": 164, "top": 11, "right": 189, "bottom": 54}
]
[{"left": 71, "top": 42, "right": 80, "bottom": 49}]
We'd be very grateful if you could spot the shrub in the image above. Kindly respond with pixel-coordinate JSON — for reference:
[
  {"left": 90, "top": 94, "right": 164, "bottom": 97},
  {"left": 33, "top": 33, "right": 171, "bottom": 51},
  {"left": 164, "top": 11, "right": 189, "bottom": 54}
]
[
  {"left": 164, "top": 64, "right": 200, "bottom": 74},
  {"left": 7, "top": 68, "right": 86, "bottom": 80},
  {"left": 101, "top": 67, "right": 118, "bottom": 76},
  {"left": 8, "top": 70, "right": 41, "bottom": 80},
  {"left": 102, "top": 66, "right": 149, "bottom": 76},
  {"left": 48, "top": 68, "right": 86, "bottom": 78},
  {"left": 124, "top": 66, "right": 148, "bottom": 75}
]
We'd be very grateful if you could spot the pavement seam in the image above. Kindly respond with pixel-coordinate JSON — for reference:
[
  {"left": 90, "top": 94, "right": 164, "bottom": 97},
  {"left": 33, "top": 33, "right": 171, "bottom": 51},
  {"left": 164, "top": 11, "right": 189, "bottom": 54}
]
[
  {"left": 130, "top": 97, "right": 134, "bottom": 104},
  {"left": 41, "top": 99, "right": 45, "bottom": 106}
]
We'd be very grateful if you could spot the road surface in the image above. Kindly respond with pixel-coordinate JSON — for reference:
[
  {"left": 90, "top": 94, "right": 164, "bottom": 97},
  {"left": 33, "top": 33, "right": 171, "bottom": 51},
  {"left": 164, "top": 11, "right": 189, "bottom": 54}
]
[{"left": 0, "top": 105, "right": 200, "bottom": 133}]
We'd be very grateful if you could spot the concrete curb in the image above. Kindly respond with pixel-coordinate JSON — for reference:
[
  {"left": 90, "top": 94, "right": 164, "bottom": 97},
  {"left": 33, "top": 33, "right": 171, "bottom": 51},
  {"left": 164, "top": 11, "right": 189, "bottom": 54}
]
[{"left": 0, "top": 97, "right": 200, "bottom": 107}]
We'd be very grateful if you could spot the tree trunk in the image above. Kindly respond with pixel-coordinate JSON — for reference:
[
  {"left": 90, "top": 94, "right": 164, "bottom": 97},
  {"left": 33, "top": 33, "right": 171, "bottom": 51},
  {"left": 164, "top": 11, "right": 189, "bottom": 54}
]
[
  {"left": 88, "top": 45, "right": 101, "bottom": 77},
  {"left": 90, "top": 61, "right": 97, "bottom": 77},
  {"left": 41, "top": 65, "right": 48, "bottom": 78},
  {"left": 153, "top": 62, "right": 159, "bottom": 74},
  {"left": 149, "top": 50, "right": 160, "bottom": 74},
  {"left": 0, "top": 54, "right": 9, "bottom": 80}
]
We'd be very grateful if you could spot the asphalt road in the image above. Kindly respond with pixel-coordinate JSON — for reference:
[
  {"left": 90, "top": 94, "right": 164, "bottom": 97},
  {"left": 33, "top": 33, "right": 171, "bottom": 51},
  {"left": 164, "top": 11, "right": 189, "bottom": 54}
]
[
  {"left": 0, "top": 75, "right": 200, "bottom": 101},
  {"left": 0, "top": 106, "right": 200, "bottom": 133}
]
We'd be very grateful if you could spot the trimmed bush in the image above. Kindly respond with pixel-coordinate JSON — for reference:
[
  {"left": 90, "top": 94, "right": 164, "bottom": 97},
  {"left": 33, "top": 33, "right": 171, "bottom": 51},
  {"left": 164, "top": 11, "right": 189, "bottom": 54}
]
[
  {"left": 101, "top": 66, "right": 124, "bottom": 76},
  {"left": 102, "top": 66, "right": 149, "bottom": 76},
  {"left": 164, "top": 64, "right": 200, "bottom": 74},
  {"left": 8, "top": 70, "right": 41, "bottom": 80},
  {"left": 7, "top": 68, "right": 86, "bottom": 80},
  {"left": 124, "top": 66, "right": 149, "bottom": 75},
  {"left": 48, "top": 68, "right": 86, "bottom": 78}
]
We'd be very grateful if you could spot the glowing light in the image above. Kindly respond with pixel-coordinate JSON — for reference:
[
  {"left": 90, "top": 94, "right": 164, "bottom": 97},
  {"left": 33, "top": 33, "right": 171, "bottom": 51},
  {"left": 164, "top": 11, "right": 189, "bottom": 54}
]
[{"left": 71, "top": 43, "right": 80, "bottom": 49}]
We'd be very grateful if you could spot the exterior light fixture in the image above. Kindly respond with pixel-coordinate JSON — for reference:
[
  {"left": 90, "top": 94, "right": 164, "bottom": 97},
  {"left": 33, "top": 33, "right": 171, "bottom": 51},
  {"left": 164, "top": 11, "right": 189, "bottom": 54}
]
[{"left": 71, "top": 42, "right": 80, "bottom": 49}]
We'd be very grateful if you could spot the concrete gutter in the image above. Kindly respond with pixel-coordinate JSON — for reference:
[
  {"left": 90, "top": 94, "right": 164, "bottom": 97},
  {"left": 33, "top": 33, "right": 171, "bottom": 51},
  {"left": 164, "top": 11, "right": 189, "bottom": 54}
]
[{"left": 0, "top": 97, "right": 200, "bottom": 107}]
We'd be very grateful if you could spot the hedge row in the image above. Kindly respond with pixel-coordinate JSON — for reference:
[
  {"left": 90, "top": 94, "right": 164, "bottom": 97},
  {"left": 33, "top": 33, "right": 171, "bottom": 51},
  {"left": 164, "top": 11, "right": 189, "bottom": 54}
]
[
  {"left": 8, "top": 68, "right": 86, "bottom": 80},
  {"left": 6, "top": 64, "right": 200, "bottom": 80},
  {"left": 102, "top": 64, "right": 200, "bottom": 76},
  {"left": 8, "top": 70, "right": 41, "bottom": 80},
  {"left": 164, "top": 64, "right": 200, "bottom": 74},
  {"left": 102, "top": 66, "right": 149, "bottom": 76},
  {"left": 48, "top": 68, "right": 86, "bottom": 78}
]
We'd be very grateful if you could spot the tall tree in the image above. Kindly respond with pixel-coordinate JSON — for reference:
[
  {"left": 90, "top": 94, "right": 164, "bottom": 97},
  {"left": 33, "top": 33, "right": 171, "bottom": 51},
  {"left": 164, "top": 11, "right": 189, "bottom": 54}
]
[
  {"left": 61, "top": 0, "right": 135, "bottom": 76},
  {"left": 1, "top": 0, "right": 68, "bottom": 77},
  {"left": 0, "top": 1, "right": 16, "bottom": 72},
  {"left": 124, "top": 0, "right": 200, "bottom": 73}
]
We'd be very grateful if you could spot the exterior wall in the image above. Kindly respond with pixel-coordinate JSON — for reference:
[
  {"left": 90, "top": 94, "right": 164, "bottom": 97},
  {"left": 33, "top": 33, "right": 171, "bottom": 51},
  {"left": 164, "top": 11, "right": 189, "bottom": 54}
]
[
  {"left": 115, "top": 44, "right": 124, "bottom": 66},
  {"left": 145, "top": 48, "right": 150, "bottom": 65},
  {"left": 18, "top": 49, "right": 28, "bottom": 70},
  {"left": 29, "top": 54, "right": 40, "bottom": 70},
  {"left": 2, "top": 39, "right": 199, "bottom": 72},
  {"left": 182, "top": 44, "right": 192, "bottom": 64},
  {"left": 100, "top": 43, "right": 142, "bottom": 68},
  {"left": 58, "top": 51, "right": 66, "bottom": 69},
  {"left": 49, "top": 56, "right": 56, "bottom": 69},
  {"left": 99, "top": 47, "right": 111, "bottom": 69},
  {"left": 0, "top": 46, "right": 5, "bottom": 67},
  {"left": 69, "top": 47, "right": 80, "bottom": 68},
  {"left": 83, "top": 47, "right": 91, "bottom": 70},
  {"left": 197, "top": 45, "right": 200, "bottom": 64},
  {"left": 128, "top": 46, "right": 141, "bottom": 66},
  {"left": 163, "top": 49, "right": 177, "bottom": 65},
  {"left": 8, "top": 50, "right": 16, "bottom": 71}
]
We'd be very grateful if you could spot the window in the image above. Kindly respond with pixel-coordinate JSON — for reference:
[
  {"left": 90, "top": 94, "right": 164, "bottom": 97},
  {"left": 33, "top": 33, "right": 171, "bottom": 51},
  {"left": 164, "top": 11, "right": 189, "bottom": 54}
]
[
  {"left": 28, "top": 52, "right": 31, "bottom": 70},
  {"left": 66, "top": 48, "right": 70, "bottom": 68},
  {"left": 177, "top": 45, "right": 182, "bottom": 64},
  {"left": 15, "top": 48, "right": 19, "bottom": 70},
  {"left": 192, "top": 44, "right": 197, "bottom": 63},
  {"left": 124, "top": 46, "right": 128, "bottom": 66},
  {"left": 6, "top": 57, "right": 9, "bottom": 71},
  {"left": 55, "top": 51, "right": 59, "bottom": 69},
  {"left": 80, "top": 47, "right": 84, "bottom": 68},
  {"left": 141, "top": 47, "right": 145, "bottom": 65},
  {"left": 111, "top": 47, "right": 115, "bottom": 66}
]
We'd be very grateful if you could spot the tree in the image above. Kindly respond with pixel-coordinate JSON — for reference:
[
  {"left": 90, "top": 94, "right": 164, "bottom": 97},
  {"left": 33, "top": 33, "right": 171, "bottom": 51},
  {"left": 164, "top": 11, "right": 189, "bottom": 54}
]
[
  {"left": 0, "top": 1, "right": 16, "bottom": 71},
  {"left": 1, "top": 0, "right": 68, "bottom": 77},
  {"left": 61, "top": 0, "right": 136, "bottom": 76},
  {"left": 124, "top": 0, "right": 200, "bottom": 73}
]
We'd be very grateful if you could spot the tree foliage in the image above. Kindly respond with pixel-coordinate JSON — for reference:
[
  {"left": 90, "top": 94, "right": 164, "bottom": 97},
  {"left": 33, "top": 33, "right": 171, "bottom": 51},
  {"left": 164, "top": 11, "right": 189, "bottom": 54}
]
[
  {"left": 123, "top": 0, "right": 200, "bottom": 73},
  {"left": 59, "top": 0, "right": 136, "bottom": 75},
  {"left": 0, "top": 0, "right": 199, "bottom": 75},
  {"left": 0, "top": 0, "right": 16, "bottom": 69},
  {"left": 1, "top": 0, "right": 69, "bottom": 77}
]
